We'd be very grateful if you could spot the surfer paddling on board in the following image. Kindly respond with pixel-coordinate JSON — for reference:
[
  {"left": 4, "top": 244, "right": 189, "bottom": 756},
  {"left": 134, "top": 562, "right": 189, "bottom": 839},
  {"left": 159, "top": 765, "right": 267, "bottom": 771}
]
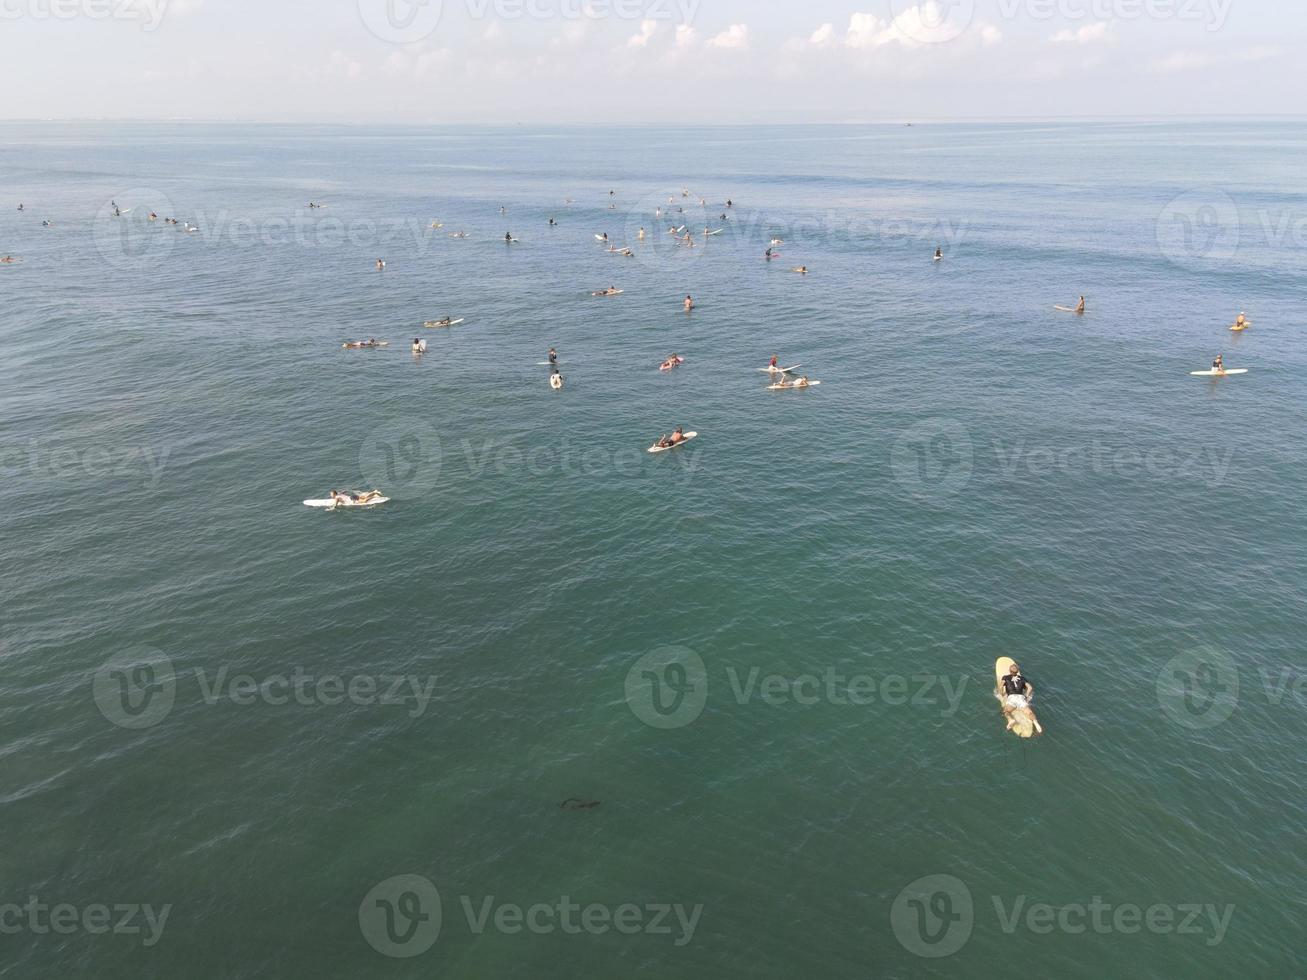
[
  {"left": 330, "top": 490, "right": 384, "bottom": 506},
  {"left": 1000, "top": 662, "right": 1042, "bottom": 735},
  {"left": 656, "top": 427, "right": 687, "bottom": 449}
]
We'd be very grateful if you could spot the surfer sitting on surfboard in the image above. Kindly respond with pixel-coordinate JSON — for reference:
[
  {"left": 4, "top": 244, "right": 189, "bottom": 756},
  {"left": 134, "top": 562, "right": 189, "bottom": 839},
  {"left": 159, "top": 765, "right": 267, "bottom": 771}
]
[
  {"left": 1076, "top": 296, "right": 1086, "bottom": 314},
  {"left": 1212, "top": 354, "right": 1225, "bottom": 375},
  {"left": 1000, "top": 663, "right": 1041, "bottom": 734}
]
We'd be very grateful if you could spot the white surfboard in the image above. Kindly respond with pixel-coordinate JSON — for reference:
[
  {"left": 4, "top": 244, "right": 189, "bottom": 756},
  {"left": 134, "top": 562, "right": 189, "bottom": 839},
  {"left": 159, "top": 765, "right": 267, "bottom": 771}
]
[
  {"left": 756, "top": 364, "right": 801, "bottom": 375},
  {"left": 591, "top": 289, "right": 624, "bottom": 297},
  {"left": 648, "top": 432, "right": 698, "bottom": 454},
  {"left": 424, "top": 319, "right": 465, "bottom": 328},
  {"left": 304, "top": 496, "right": 390, "bottom": 509},
  {"left": 594, "top": 235, "right": 609, "bottom": 242},
  {"left": 705, "top": 229, "right": 724, "bottom": 236},
  {"left": 1054, "top": 306, "right": 1085, "bottom": 313},
  {"left": 537, "top": 361, "right": 565, "bottom": 366},
  {"left": 342, "top": 342, "right": 389, "bottom": 349},
  {"left": 1190, "top": 369, "right": 1248, "bottom": 376},
  {"left": 767, "top": 381, "right": 821, "bottom": 390}
]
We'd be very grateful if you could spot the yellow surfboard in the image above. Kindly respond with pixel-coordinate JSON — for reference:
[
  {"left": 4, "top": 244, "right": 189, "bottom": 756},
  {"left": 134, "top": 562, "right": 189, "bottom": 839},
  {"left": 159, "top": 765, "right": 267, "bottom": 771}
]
[{"left": 995, "top": 657, "right": 1039, "bottom": 738}]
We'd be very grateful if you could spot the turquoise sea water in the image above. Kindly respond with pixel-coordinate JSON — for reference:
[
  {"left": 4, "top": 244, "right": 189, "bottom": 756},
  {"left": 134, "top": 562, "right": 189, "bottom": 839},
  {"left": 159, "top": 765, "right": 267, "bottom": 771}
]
[{"left": 2, "top": 122, "right": 1306, "bottom": 978}]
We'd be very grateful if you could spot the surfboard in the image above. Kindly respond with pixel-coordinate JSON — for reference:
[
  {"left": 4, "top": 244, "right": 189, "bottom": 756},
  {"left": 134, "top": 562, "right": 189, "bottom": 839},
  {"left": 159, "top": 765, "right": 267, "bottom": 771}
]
[
  {"left": 304, "top": 496, "right": 390, "bottom": 509},
  {"left": 1190, "top": 369, "right": 1248, "bottom": 376},
  {"left": 537, "top": 361, "right": 564, "bottom": 366},
  {"left": 705, "top": 229, "right": 724, "bottom": 236},
  {"left": 1054, "top": 306, "right": 1085, "bottom": 313},
  {"left": 648, "top": 432, "right": 698, "bottom": 454},
  {"left": 424, "top": 319, "right": 465, "bottom": 328},
  {"left": 342, "top": 342, "right": 390, "bottom": 349},
  {"left": 995, "top": 657, "right": 1037, "bottom": 739},
  {"left": 767, "top": 381, "right": 821, "bottom": 390},
  {"left": 756, "top": 364, "right": 801, "bottom": 375},
  {"left": 1229, "top": 322, "right": 1252, "bottom": 332},
  {"left": 594, "top": 235, "right": 609, "bottom": 242},
  {"left": 592, "top": 290, "right": 624, "bottom": 297}
]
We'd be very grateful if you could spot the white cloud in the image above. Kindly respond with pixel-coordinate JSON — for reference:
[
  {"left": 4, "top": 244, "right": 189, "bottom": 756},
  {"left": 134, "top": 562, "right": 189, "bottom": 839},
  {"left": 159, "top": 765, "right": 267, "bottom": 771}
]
[
  {"left": 809, "top": 23, "right": 837, "bottom": 48},
  {"left": 797, "top": 7, "right": 1000, "bottom": 52},
  {"left": 1050, "top": 23, "right": 1111, "bottom": 44},
  {"left": 846, "top": 12, "right": 893, "bottom": 49},
  {"left": 707, "top": 24, "right": 750, "bottom": 50},
  {"left": 627, "top": 19, "right": 658, "bottom": 48}
]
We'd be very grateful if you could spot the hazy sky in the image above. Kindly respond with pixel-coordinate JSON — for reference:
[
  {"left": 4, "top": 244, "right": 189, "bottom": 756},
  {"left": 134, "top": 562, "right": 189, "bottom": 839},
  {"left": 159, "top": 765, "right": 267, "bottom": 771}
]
[{"left": 0, "top": 0, "right": 1294, "bottom": 122}]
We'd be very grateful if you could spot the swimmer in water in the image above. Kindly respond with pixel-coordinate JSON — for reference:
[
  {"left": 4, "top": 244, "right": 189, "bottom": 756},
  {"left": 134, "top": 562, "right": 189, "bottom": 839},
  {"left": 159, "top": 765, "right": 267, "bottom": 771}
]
[
  {"left": 376, "top": 259, "right": 386, "bottom": 270},
  {"left": 684, "top": 295, "right": 694, "bottom": 311}
]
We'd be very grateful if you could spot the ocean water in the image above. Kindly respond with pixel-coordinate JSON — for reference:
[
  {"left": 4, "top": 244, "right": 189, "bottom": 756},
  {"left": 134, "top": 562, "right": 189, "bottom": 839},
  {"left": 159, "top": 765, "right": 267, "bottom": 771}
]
[{"left": 1, "top": 121, "right": 1305, "bottom": 978}]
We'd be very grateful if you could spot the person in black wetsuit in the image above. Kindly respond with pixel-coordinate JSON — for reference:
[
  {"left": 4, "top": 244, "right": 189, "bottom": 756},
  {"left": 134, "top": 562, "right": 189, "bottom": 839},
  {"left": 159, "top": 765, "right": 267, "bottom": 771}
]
[{"left": 1001, "top": 663, "right": 1033, "bottom": 703}]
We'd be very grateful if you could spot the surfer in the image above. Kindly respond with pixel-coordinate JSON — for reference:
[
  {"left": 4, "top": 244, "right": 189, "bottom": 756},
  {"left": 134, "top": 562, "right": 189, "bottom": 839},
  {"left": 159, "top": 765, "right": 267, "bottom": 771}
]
[
  {"left": 548, "top": 347, "right": 558, "bottom": 365},
  {"left": 331, "top": 490, "right": 384, "bottom": 506},
  {"left": 0, "top": 255, "right": 16, "bottom": 264},
  {"left": 999, "top": 663, "right": 1042, "bottom": 735},
  {"left": 765, "top": 248, "right": 775, "bottom": 261},
  {"left": 376, "top": 259, "right": 386, "bottom": 271},
  {"left": 505, "top": 232, "right": 513, "bottom": 243},
  {"left": 638, "top": 227, "right": 646, "bottom": 240},
  {"left": 793, "top": 266, "right": 808, "bottom": 275},
  {"left": 770, "top": 356, "right": 780, "bottom": 371},
  {"left": 657, "top": 427, "right": 686, "bottom": 449},
  {"left": 550, "top": 370, "right": 564, "bottom": 390},
  {"left": 1076, "top": 295, "right": 1086, "bottom": 314},
  {"left": 795, "top": 376, "right": 811, "bottom": 388},
  {"left": 1233, "top": 312, "right": 1248, "bottom": 330},
  {"left": 1212, "top": 354, "right": 1225, "bottom": 375},
  {"left": 549, "top": 218, "right": 557, "bottom": 226},
  {"left": 935, "top": 247, "right": 943, "bottom": 260},
  {"left": 599, "top": 232, "right": 609, "bottom": 243},
  {"left": 412, "top": 339, "right": 423, "bottom": 353},
  {"left": 593, "top": 286, "right": 620, "bottom": 297},
  {"left": 661, "top": 354, "right": 682, "bottom": 371},
  {"left": 684, "top": 295, "right": 694, "bottom": 311}
]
